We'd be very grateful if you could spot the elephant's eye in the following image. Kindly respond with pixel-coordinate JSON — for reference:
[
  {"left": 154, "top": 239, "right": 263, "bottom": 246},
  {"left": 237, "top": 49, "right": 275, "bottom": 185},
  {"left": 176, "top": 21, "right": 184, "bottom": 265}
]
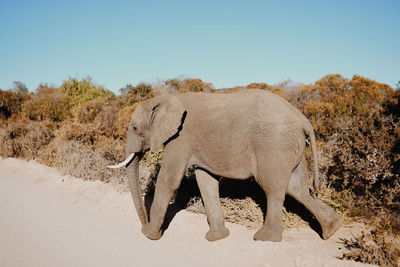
[{"left": 133, "top": 126, "right": 137, "bottom": 131}]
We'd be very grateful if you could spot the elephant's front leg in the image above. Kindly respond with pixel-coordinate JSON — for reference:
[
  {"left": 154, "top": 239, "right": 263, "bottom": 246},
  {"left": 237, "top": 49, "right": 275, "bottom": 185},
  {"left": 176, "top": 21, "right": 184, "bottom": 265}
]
[
  {"left": 142, "top": 156, "right": 187, "bottom": 240},
  {"left": 195, "top": 169, "right": 229, "bottom": 241}
]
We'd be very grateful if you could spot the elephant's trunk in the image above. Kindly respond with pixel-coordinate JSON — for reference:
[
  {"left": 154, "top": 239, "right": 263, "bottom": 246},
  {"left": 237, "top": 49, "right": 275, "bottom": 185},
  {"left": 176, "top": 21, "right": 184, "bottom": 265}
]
[{"left": 126, "top": 156, "right": 149, "bottom": 225}]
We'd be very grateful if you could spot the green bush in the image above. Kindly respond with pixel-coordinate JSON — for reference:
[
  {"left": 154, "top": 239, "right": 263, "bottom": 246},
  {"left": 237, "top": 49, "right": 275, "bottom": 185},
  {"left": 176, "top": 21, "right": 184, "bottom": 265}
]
[{"left": 60, "top": 77, "right": 114, "bottom": 114}]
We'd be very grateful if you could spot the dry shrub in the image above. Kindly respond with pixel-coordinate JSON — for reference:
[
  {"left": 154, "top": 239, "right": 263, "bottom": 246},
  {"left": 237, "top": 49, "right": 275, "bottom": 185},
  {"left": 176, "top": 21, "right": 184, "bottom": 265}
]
[
  {"left": 220, "top": 197, "right": 263, "bottom": 229},
  {"left": 217, "top": 86, "right": 246, "bottom": 93},
  {"left": 142, "top": 147, "right": 164, "bottom": 167},
  {"left": 340, "top": 214, "right": 400, "bottom": 266},
  {"left": 246, "top": 82, "right": 269, "bottom": 90},
  {"left": 290, "top": 75, "right": 400, "bottom": 264},
  {"left": 24, "top": 99, "right": 146, "bottom": 185},
  {"left": 55, "top": 120, "right": 100, "bottom": 145},
  {"left": 291, "top": 74, "right": 399, "bottom": 219},
  {"left": 52, "top": 116, "right": 118, "bottom": 146},
  {"left": 75, "top": 103, "right": 121, "bottom": 139},
  {"left": 0, "top": 89, "right": 29, "bottom": 119},
  {"left": 179, "top": 78, "right": 214, "bottom": 93},
  {"left": 34, "top": 119, "right": 127, "bottom": 181},
  {"left": 35, "top": 117, "right": 127, "bottom": 183},
  {"left": 182, "top": 174, "right": 310, "bottom": 230},
  {"left": 246, "top": 82, "right": 289, "bottom": 99},
  {"left": 164, "top": 78, "right": 214, "bottom": 93},
  {"left": 318, "top": 115, "right": 400, "bottom": 214},
  {"left": 115, "top": 103, "right": 139, "bottom": 139},
  {"left": 185, "top": 195, "right": 308, "bottom": 229},
  {"left": 385, "top": 89, "right": 400, "bottom": 117},
  {"left": 77, "top": 99, "right": 104, "bottom": 123},
  {"left": 0, "top": 120, "right": 55, "bottom": 159},
  {"left": 221, "top": 197, "right": 309, "bottom": 229},
  {"left": 94, "top": 105, "right": 119, "bottom": 137},
  {"left": 32, "top": 118, "right": 154, "bottom": 186},
  {"left": 21, "top": 86, "right": 71, "bottom": 122},
  {"left": 185, "top": 197, "right": 205, "bottom": 214},
  {"left": 119, "top": 82, "right": 154, "bottom": 106},
  {"left": 48, "top": 140, "right": 125, "bottom": 183},
  {"left": 291, "top": 74, "right": 395, "bottom": 140}
]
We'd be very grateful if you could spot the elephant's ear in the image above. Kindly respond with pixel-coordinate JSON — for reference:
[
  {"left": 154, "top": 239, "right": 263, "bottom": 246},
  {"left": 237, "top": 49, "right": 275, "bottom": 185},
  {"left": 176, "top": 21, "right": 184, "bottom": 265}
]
[{"left": 149, "top": 95, "right": 185, "bottom": 152}]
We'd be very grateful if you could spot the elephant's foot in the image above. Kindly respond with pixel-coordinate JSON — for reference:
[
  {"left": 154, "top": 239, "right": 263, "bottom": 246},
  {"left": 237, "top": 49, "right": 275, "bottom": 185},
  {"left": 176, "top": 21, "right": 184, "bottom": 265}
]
[
  {"left": 205, "top": 227, "right": 230, "bottom": 242},
  {"left": 253, "top": 227, "right": 282, "bottom": 242},
  {"left": 321, "top": 214, "right": 343, "bottom": 240},
  {"left": 142, "top": 225, "right": 162, "bottom": 240}
]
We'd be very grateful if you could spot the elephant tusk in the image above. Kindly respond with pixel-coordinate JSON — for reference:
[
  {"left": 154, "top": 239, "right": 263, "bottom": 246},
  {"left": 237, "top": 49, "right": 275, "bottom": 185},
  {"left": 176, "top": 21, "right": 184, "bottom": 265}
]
[{"left": 107, "top": 153, "right": 135, "bottom": 169}]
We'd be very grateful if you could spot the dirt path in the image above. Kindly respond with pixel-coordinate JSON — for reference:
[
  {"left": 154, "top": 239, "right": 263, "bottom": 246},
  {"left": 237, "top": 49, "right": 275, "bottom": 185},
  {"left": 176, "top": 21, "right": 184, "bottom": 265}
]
[{"left": 0, "top": 158, "right": 371, "bottom": 267}]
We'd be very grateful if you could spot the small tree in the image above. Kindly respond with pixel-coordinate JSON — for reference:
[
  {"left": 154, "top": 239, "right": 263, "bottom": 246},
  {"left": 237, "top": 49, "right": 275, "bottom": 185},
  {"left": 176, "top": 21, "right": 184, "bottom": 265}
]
[{"left": 10, "top": 81, "right": 28, "bottom": 94}]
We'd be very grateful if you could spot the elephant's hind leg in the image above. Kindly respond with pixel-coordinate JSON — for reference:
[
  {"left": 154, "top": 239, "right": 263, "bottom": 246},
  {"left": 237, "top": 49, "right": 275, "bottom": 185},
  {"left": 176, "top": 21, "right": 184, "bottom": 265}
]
[
  {"left": 195, "top": 169, "right": 229, "bottom": 242},
  {"left": 253, "top": 161, "right": 291, "bottom": 242},
  {"left": 287, "top": 156, "right": 342, "bottom": 240}
]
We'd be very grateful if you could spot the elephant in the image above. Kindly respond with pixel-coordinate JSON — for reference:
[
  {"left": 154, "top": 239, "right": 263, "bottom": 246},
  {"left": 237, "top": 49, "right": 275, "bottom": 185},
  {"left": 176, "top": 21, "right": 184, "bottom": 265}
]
[{"left": 108, "top": 89, "right": 342, "bottom": 242}]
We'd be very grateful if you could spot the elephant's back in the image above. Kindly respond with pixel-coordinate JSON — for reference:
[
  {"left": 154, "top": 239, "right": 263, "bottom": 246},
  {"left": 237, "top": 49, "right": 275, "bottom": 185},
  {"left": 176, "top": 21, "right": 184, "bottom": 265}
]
[{"left": 178, "top": 90, "right": 304, "bottom": 122}]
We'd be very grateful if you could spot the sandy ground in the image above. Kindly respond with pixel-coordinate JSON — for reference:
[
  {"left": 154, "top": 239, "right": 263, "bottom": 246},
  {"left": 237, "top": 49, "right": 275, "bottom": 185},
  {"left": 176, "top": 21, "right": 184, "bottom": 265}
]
[{"left": 0, "top": 158, "right": 372, "bottom": 267}]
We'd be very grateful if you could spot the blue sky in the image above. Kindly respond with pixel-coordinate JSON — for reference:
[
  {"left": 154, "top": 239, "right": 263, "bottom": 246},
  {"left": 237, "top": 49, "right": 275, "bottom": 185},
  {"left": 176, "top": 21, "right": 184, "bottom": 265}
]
[{"left": 1, "top": 0, "right": 399, "bottom": 93}]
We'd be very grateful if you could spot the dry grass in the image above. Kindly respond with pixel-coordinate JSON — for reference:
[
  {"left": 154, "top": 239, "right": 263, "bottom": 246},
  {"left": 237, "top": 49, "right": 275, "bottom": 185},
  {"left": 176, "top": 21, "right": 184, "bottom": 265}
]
[
  {"left": 0, "top": 120, "right": 55, "bottom": 159},
  {"left": 50, "top": 141, "right": 125, "bottom": 183},
  {"left": 339, "top": 213, "right": 400, "bottom": 266},
  {"left": 220, "top": 197, "right": 263, "bottom": 229},
  {"left": 185, "top": 197, "right": 205, "bottom": 214},
  {"left": 77, "top": 99, "right": 105, "bottom": 123},
  {"left": 185, "top": 194, "right": 309, "bottom": 230}
]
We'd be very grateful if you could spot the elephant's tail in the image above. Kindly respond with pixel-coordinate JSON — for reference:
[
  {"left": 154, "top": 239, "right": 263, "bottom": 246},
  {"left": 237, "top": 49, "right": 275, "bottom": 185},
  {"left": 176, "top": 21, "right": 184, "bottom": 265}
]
[{"left": 304, "top": 122, "right": 320, "bottom": 190}]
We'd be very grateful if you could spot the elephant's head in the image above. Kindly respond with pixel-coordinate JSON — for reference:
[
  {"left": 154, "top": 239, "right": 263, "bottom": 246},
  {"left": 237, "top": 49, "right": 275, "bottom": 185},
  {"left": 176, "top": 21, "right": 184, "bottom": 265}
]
[{"left": 107, "top": 95, "right": 185, "bottom": 225}]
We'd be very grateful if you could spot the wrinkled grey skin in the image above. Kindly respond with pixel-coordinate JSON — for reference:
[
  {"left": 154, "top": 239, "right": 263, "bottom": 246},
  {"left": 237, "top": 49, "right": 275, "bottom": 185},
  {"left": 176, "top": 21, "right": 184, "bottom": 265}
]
[{"left": 124, "top": 89, "right": 342, "bottom": 242}]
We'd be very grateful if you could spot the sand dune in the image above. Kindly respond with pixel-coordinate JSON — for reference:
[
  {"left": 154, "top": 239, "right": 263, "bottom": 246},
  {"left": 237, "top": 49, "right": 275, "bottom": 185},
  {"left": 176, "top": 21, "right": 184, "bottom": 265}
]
[{"left": 0, "top": 158, "right": 371, "bottom": 267}]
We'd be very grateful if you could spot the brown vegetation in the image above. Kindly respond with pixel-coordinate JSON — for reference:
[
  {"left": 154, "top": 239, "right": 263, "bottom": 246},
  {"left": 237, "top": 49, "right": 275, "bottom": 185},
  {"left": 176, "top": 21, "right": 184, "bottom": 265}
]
[
  {"left": 339, "top": 213, "right": 400, "bottom": 266},
  {"left": 0, "top": 89, "right": 30, "bottom": 119},
  {"left": 21, "top": 84, "right": 71, "bottom": 121},
  {"left": 164, "top": 78, "right": 215, "bottom": 93},
  {"left": 1, "top": 74, "right": 399, "bottom": 266}
]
